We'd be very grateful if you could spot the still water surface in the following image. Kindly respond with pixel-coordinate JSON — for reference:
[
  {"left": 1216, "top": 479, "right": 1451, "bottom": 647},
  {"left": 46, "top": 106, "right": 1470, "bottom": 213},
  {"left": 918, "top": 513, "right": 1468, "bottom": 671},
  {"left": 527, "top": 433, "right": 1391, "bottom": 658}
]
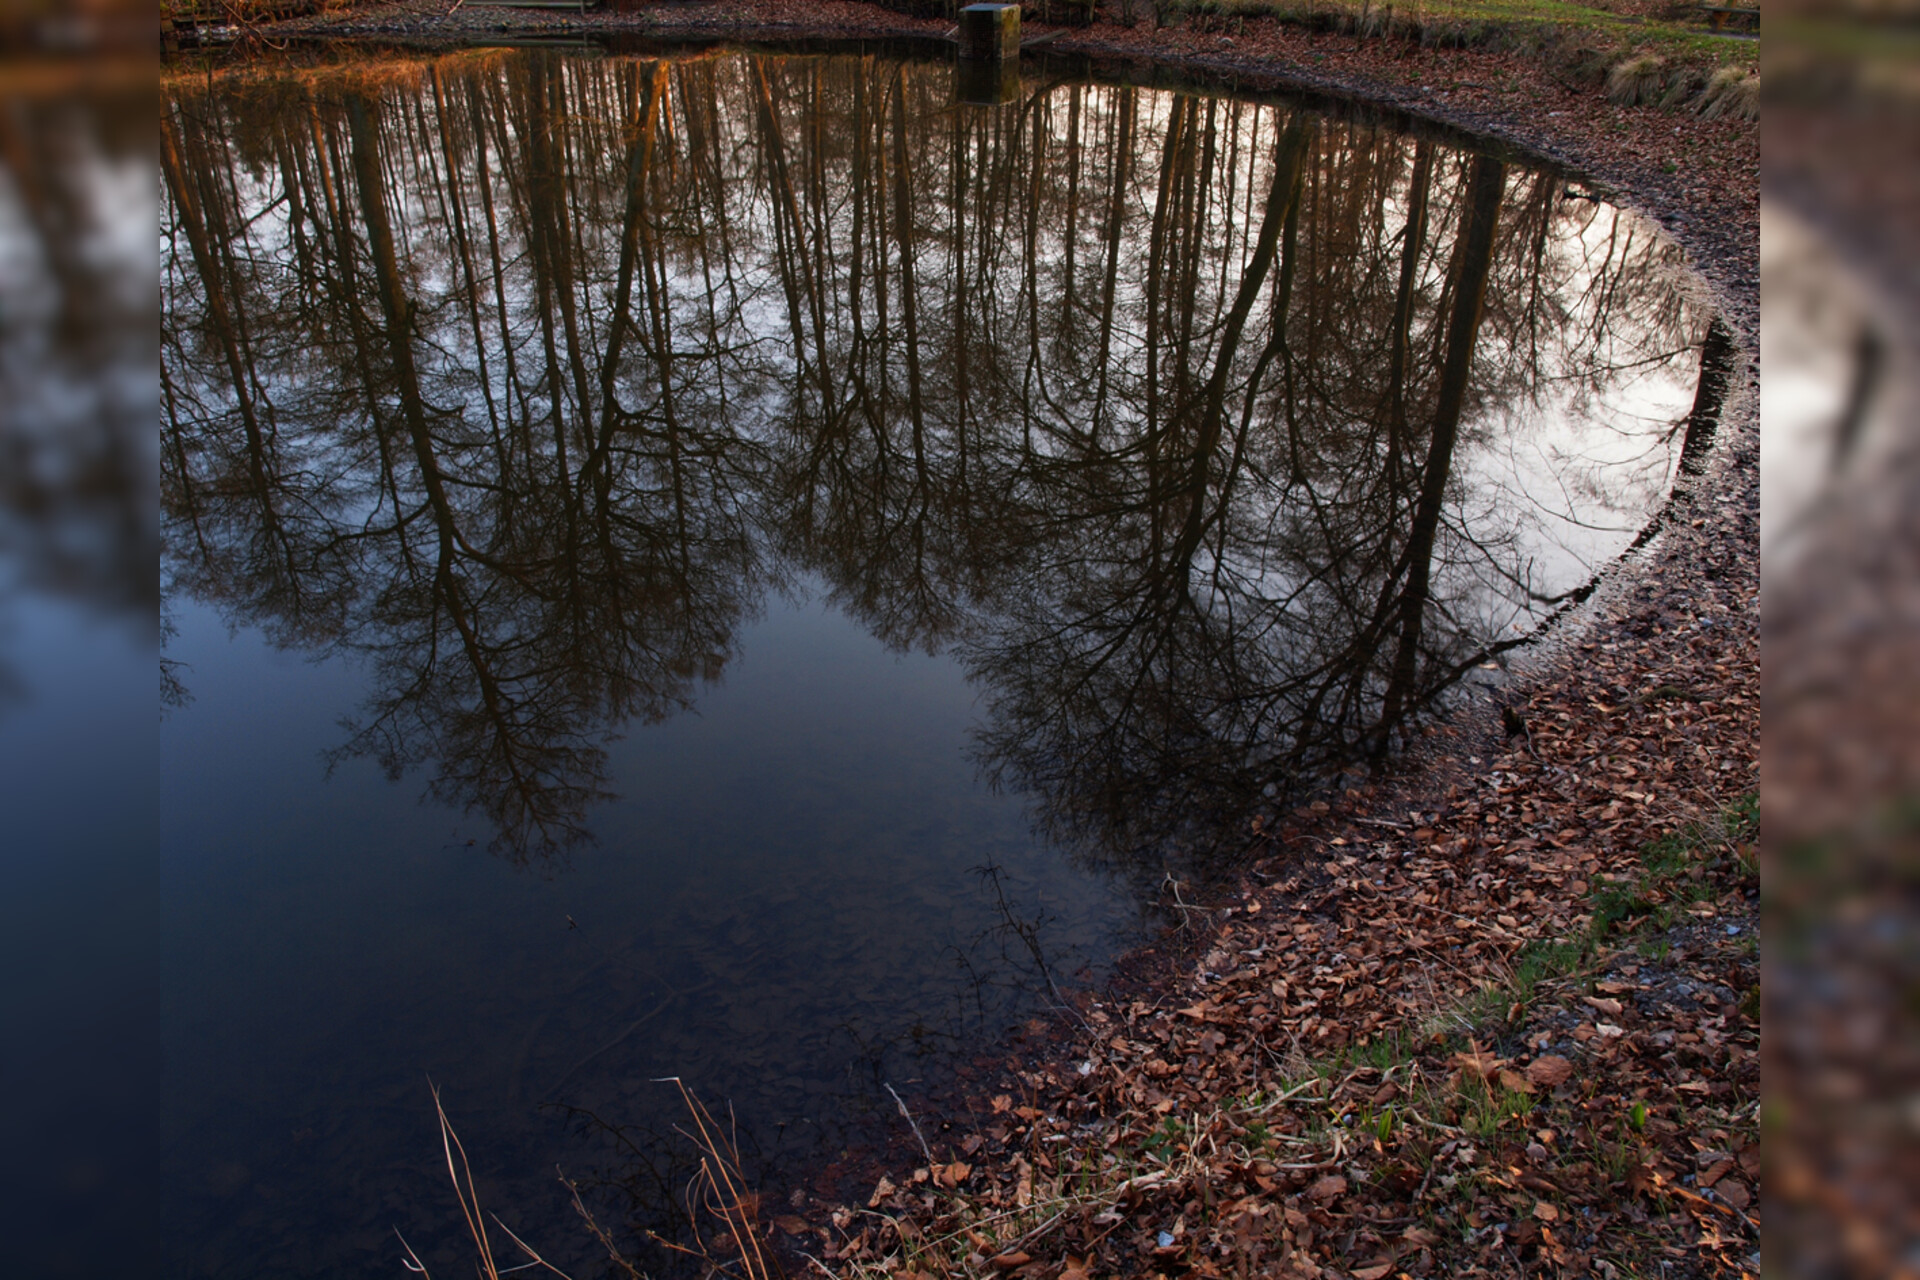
[
  {"left": 158, "top": 44, "right": 1713, "bottom": 1276},
  {"left": 0, "top": 64, "right": 156, "bottom": 1278}
]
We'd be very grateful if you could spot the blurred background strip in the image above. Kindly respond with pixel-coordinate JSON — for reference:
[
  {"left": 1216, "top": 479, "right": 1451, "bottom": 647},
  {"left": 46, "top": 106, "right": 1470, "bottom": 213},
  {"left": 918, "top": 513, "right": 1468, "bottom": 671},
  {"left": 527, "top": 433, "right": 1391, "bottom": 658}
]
[
  {"left": 1763, "top": 1, "right": 1920, "bottom": 1275},
  {"left": 0, "top": 2, "right": 157, "bottom": 1276}
]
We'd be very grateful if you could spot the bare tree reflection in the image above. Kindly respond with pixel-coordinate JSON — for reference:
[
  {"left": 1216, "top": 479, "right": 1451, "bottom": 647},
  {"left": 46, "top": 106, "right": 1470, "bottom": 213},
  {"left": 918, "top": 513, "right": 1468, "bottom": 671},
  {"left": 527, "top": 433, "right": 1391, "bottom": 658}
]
[
  {"left": 162, "top": 62, "right": 768, "bottom": 861},
  {"left": 162, "top": 50, "right": 1709, "bottom": 871}
]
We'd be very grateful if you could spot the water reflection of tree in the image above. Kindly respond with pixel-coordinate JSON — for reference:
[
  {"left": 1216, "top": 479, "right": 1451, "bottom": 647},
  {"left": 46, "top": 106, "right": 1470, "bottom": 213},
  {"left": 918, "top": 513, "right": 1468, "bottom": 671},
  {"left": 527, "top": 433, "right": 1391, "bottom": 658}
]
[
  {"left": 161, "top": 50, "right": 1706, "bottom": 869},
  {"left": 162, "top": 61, "right": 768, "bottom": 861},
  {"left": 0, "top": 77, "right": 156, "bottom": 702}
]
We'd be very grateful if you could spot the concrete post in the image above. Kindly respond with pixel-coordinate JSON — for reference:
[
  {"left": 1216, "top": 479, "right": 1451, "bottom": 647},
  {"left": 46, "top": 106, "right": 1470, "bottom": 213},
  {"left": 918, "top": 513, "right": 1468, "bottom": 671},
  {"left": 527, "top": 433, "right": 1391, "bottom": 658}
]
[{"left": 958, "top": 3, "right": 1020, "bottom": 61}]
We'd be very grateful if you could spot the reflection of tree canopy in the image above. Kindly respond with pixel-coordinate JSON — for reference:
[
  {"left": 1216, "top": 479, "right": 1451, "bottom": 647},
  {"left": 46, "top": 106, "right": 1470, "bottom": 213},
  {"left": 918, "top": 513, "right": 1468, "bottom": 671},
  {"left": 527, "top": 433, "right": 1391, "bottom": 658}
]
[
  {"left": 161, "top": 50, "right": 1707, "bottom": 869},
  {"left": 0, "top": 75, "right": 156, "bottom": 703}
]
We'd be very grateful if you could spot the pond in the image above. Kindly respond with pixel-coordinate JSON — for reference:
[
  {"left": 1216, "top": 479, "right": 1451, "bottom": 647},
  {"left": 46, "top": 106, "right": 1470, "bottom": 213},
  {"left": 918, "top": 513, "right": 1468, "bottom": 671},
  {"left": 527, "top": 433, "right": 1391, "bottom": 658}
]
[{"left": 157, "top": 43, "right": 1716, "bottom": 1278}]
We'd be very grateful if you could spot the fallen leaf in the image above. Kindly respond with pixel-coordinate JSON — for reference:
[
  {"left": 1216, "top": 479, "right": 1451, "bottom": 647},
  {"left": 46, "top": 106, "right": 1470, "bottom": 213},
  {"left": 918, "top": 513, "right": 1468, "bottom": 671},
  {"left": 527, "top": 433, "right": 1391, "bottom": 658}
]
[
  {"left": 1353, "top": 1263, "right": 1394, "bottom": 1280},
  {"left": 989, "top": 1251, "right": 1032, "bottom": 1271},
  {"left": 1453, "top": 1049, "right": 1504, "bottom": 1082},
  {"left": 773, "top": 1215, "right": 812, "bottom": 1235},
  {"left": 867, "top": 1177, "right": 895, "bottom": 1207},
  {"left": 1307, "top": 1174, "right": 1348, "bottom": 1201},
  {"left": 1498, "top": 1068, "right": 1535, "bottom": 1094},
  {"left": 1534, "top": 1201, "right": 1560, "bottom": 1221},
  {"left": 1527, "top": 1055, "right": 1574, "bottom": 1088},
  {"left": 1584, "top": 996, "right": 1625, "bottom": 1017}
]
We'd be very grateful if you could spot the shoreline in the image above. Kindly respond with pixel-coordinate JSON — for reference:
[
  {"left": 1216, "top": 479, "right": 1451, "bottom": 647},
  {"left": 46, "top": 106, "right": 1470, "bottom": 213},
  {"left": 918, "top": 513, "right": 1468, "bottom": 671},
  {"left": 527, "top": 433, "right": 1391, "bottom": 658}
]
[{"left": 170, "top": 10, "right": 1762, "bottom": 1274}]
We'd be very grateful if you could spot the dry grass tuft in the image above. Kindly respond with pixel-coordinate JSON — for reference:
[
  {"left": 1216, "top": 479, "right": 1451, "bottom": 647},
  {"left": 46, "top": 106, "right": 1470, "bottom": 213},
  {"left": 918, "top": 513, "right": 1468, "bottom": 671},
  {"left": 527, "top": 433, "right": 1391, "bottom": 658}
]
[
  {"left": 1698, "top": 64, "right": 1760, "bottom": 120},
  {"left": 407, "top": 1077, "right": 780, "bottom": 1280},
  {"left": 1606, "top": 52, "right": 1670, "bottom": 105}
]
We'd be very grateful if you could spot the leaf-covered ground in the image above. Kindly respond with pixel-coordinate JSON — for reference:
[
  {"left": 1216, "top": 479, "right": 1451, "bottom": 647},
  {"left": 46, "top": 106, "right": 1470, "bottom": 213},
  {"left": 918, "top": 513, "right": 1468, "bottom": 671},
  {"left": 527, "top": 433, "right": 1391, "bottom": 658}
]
[{"left": 788, "top": 489, "right": 1759, "bottom": 1280}]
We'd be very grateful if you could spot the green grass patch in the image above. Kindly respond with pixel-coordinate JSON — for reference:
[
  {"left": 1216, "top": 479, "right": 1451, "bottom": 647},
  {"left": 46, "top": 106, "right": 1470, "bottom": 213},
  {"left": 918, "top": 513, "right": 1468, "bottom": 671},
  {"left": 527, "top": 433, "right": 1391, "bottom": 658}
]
[
  {"left": 1438, "top": 794, "right": 1758, "bottom": 1040},
  {"left": 1589, "top": 793, "right": 1757, "bottom": 937},
  {"left": 1348, "top": 1027, "right": 1421, "bottom": 1072}
]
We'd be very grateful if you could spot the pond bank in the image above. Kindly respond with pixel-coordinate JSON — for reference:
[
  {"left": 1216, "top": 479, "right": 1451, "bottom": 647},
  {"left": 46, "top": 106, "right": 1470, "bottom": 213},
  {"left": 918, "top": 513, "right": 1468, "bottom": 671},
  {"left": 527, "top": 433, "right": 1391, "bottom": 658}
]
[
  {"left": 191, "top": 5, "right": 1760, "bottom": 1275},
  {"left": 802, "top": 490, "right": 1759, "bottom": 1278},
  {"left": 750, "top": 11, "right": 1757, "bottom": 1275}
]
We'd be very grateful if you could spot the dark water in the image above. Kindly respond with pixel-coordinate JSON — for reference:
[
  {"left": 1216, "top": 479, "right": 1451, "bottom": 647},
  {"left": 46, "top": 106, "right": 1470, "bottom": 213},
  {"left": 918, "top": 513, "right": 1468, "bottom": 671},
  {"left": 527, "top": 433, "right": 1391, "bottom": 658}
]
[
  {"left": 155, "top": 45, "right": 1711, "bottom": 1278},
  {"left": 0, "top": 66, "right": 158, "bottom": 1278}
]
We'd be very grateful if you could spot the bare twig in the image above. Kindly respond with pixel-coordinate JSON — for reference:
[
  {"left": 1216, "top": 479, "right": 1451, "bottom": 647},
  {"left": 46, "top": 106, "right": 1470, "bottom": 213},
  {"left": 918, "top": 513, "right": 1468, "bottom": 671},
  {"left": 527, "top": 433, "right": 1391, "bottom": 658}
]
[
  {"left": 886, "top": 1081, "right": 937, "bottom": 1167},
  {"left": 560, "top": 1171, "right": 645, "bottom": 1279},
  {"left": 974, "top": 861, "right": 1093, "bottom": 1033},
  {"left": 542, "top": 990, "right": 675, "bottom": 1100}
]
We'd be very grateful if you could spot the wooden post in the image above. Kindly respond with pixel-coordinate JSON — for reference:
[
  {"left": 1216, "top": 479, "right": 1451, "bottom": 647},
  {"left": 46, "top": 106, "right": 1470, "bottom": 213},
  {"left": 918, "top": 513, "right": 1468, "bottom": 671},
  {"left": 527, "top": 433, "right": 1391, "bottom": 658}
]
[{"left": 958, "top": 3, "right": 1020, "bottom": 61}]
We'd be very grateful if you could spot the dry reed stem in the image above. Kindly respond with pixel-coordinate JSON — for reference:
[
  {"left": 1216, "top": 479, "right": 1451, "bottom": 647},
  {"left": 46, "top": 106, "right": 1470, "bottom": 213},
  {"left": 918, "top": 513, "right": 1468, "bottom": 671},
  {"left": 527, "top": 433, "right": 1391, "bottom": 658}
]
[
  {"left": 403, "top": 1082, "right": 576, "bottom": 1280},
  {"left": 652, "top": 1076, "right": 779, "bottom": 1280}
]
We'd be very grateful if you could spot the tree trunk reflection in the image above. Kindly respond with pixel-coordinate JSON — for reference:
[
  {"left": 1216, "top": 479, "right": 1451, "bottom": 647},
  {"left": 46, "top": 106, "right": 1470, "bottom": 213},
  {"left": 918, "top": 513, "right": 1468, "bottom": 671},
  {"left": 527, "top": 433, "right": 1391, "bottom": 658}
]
[{"left": 162, "top": 53, "right": 1708, "bottom": 869}]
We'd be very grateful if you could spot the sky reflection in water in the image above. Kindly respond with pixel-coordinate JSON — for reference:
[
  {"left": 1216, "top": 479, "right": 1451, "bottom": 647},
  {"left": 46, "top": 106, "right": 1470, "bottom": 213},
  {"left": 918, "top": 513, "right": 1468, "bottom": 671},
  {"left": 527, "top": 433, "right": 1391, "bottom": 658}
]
[{"left": 154, "top": 46, "right": 1712, "bottom": 1277}]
